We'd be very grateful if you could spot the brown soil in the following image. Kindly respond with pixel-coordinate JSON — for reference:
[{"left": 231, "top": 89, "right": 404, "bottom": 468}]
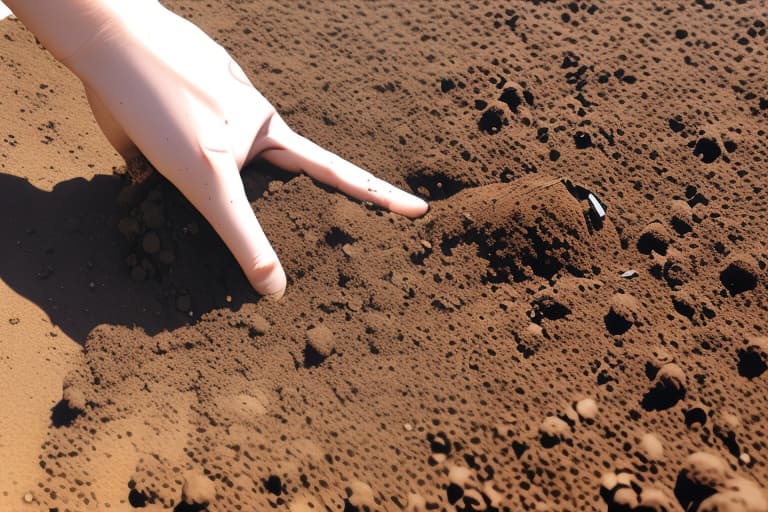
[{"left": 1, "top": 1, "right": 767, "bottom": 511}]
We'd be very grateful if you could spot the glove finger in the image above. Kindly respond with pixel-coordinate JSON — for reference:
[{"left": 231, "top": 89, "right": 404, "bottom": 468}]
[
  {"left": 260, "top": 116, "right": 428, "bottom": 218},
  {"left": 175, "top": 144, "right": 287, "bottom": 299}
]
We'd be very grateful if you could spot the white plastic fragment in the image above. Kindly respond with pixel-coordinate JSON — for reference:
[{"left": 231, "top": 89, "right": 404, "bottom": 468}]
[
  {"left": 620, "top": 269, "right": 639, "bottom": 278},
  {"left": 588, "top": 193, "right": 606, "bottom": 218}
]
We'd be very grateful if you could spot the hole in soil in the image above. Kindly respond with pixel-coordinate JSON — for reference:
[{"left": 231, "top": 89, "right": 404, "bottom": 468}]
[
  {"left": 303, "top": 345, "right": 327, "bottom": 368},
  {"left": 440, "top": 225, "right": 565, "bottom": 284},
  {"left": 499, "top": 87, "right": 522, "bottom": 113},
  {"left": 540, "top": 434, "right": 561, "bottom": 449},
  {"left": 173, "top": 502, "right": 207, "bottom": 512},
  {"left": 672, "top": 298, "right": 695, "bottom": 320},
  {"left": 405, "top": 171, "right": 469, "bottom": 200},
  {"left": 51, "top": 399, "right": 84, "bottom": 428},
  {"left": 604, "top": 311, "right": 632, "bottom": 335},
  {"left": 693, "top": 138, "right": 721, "bottom": 163},
  {"left": 343, "top": 500, "right": 360, "bottom": 512},
  {"left": 325, "top": 227, "right": 355, "bottom": 248},
  {"left": 573, "top": 131, "right": 593, "bottom": 149},
  {"left": 264, "top": 475, "right": 282, "bottom": 496},
  {"left": 532, "top": 300, "right": 571, "bottom": 322},
  {"left": 737, "top": 349, "right": 766, "bottom": 379},
  {"left": 684, "top": 407, "right": 707, "bottom": 427},
  {"left": 128, "top": 488, "right": 149, "bottom": 508},
  {"left": 720, "top": 263, "right": 757, "bottom": 295},
  {"left": 641, "top": 381, "right": 685, "bottom": 411},
  {"left": 671, "top": 217, "right": 692, "bottom": 235},
  {"left": 637, "top": 232, "right": 668, "bottom": 255},
  {"left": 478, "top": 108, "right": 505, "bottom": 135},
  {"left": 714, "top": 428, "right": 741, "bottom": 458},
  {"left": 447, "top": 483, "right": 464, "bottom": 504},
  {"left": 674, "top": 472, "right": 717, "bottom": 512}
]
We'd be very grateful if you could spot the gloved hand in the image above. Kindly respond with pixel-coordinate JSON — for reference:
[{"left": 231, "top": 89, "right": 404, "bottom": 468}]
[{"left": 5, "top": 0, "right": 428, "bottom": 300}]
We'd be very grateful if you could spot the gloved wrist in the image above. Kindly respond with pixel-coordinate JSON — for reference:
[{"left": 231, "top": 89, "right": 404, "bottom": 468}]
[
  {"left": 4, "top": 0, "right": 113, "bottom": 61},
  {"left": 4, "top": 0, "right": 161, "bottom": 63}
]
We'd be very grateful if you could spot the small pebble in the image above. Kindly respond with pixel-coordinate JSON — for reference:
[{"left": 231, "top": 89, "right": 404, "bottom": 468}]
[
  {"left": 406, "top": 493, "right": 427, "bottom": 511},
  {"left": 347, "top": 298, "right": 363, "bottom": 312},
  {"left": 142, "top": 232, "right": 161, "bottom": 254},
  {"left": 563, "top": 405, "right": 579, "bottom": 423},
  {"left": 656, "top": 363, "right": 687, "bottom": 389},
  {"left": 249, "top": 314, "right": 270, "bottom": 335},
  {"left": 616, "top": 471, "right": 635, "bottom": 487},
  {"left": 601, "top": 472, "right": 618, "bottom": 491},
  {"left": 721, "top": 412, "right": 741, "bottom": 430},
  {"left": 23, "top": 492, "right": 33, "bottom": 503},
  {"left": 117, "top": 217, "right": 140, "bottom": 239},
  {"left": 608, "top": 293, "right": 640, "bottom": 322},
  {"left": 640, "top": 433, "right": 664, "bottom": 460},
  {"left": 430, "top": 453, "right": 447, "bottom": 464},
  {"left": 613, "top": 487, "right": 639, "bottom": 509},
  {"left": 540, "top": 416, "right": 570, "bottom": 438},
  {"left": 306, "top": 325, "right": 335, "bottom": 357},
  {"left": 526, "top": 323, "right": 544, "bottom": 336},
  {"left": 182, "top": 472, "right": 216, "bottom": 506},
  {"left": 575, "top": 398, "right": 598, "bottom": 420},
  {"left": 142, "top": 202, "right": 165, "bottom": 229},
  {"left": 347, "top": 480, "right": 375, "bottom": 509},
  {"left": 650, "top": 347, "right": 674, "bottom": 367}
]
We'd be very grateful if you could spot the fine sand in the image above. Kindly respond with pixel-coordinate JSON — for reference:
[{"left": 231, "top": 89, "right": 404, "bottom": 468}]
[{"left": 1, "top": 1, "right": 767, "bottom": 511}]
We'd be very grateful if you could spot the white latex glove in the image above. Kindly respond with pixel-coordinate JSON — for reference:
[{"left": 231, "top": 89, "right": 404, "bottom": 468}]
[{"left": 5, "top": 0, "right": 428, "bottom": 299}]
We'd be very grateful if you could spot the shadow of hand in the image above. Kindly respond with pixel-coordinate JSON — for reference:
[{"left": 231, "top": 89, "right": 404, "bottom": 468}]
[{"left": 0, "top": 172, "right": 259, "bottom": 344}]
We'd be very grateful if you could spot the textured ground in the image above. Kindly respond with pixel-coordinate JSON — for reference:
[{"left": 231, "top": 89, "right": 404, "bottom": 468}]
[{"left": 1, "top": 1, "right": 767, "bottom": 511}]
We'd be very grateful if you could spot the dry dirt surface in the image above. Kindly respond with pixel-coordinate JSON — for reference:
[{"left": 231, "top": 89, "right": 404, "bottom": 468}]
[{"left": 1, "top": 1, "right": 767, "bottom": 511}]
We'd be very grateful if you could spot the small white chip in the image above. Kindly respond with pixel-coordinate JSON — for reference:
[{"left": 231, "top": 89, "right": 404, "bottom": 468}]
[{"left": 588, "top": 193, "right": 606, "bottom": 218}]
